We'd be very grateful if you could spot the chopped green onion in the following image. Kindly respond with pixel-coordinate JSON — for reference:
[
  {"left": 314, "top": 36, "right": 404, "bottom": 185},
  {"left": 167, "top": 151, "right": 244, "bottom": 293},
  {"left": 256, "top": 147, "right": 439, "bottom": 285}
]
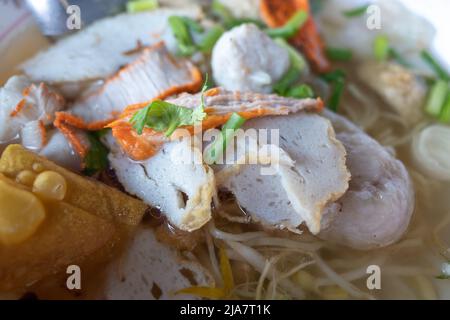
[
  {"left": 126, "top": 0, "right": 158, "bottom": 13},
  {"left": 274, "top": 38, "right": 306, "bottom": 70},
  {"left": 342, "top": 4, "right": 369, "bottom": 17},
  {"left": 168, "top": 16, "right": 197, "bottom": 56},
  {"left": 421, "top": 50, "right": 450, "bottom": 81},
  {"left": 373, "top": 35, "right": 390, "bottom": 61},
  {"left": 328, "top": 78, "right": 345, "bottom": 112},
  {"left": 286, "top": 84, "right": 315, "bottom": 99},
  {"left": 273, "top": 68, "right": 302, "bottom": 96},
  {"left": 211, "top": 0, "right": 234, "bottom": 27},
  {"left": 265, "top": 11, "right": 308, "bottom": 39},
  {"left": 325, "top": 47, "right": 353, "bottom": 61},
  {"left": 204, "top": 112, "right": 246, "bottom": 164},
  {"left": 439, "top": 94, "right": 450, "bottom": 123},
  {"left": 198, "top": 25, "right": 224, "bottom": 53},
  {"left": 321, "top": 70, "right": 346, "bottom": 112},
  {"left": 425, "top": 80, "right": 448, "bottom": 117},
  {"left": 226, "top": 18, "right": 266, "bottom": 29},
  {"left": 211, "top": 0, "right": 266, "bottom": 29},
  {"left": 321, "top": 69, "right": 346, "bottom": 83},
  {"left": 181, "top": 16, "right": 204, "bottom": 33},
  {"left": 388, "top": 48, "right": 410, "bottom": 67},
  {"left": 273, "top": 38, "right": 307, "bottom": 96}
]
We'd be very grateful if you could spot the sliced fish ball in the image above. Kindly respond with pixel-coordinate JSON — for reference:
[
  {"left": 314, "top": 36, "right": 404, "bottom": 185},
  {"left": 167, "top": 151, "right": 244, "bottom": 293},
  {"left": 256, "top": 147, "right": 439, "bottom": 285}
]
[
  {"left": 319, "top": 110, "right": 414, "bottom": 249},
  {"left": 103, "top": 226, "right": 213, "bottom": 300},
  {"left": 217, "top": 113, "right": 350, "bottom": 234},
  {"left": 107, "top": 135, "right": 216, "bottom": 232}
]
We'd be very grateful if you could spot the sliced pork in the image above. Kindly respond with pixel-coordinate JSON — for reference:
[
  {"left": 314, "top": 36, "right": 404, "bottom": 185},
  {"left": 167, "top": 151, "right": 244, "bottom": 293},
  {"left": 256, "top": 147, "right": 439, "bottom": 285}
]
[
  {"left": 21, "top": 8, "right": 201, "bottom": 84},
  {"left": 69, "top": 43, "right": 202, "bottom": 127},
  {"left": 0, "top": 75, "right": 65, "bottom": 149}
]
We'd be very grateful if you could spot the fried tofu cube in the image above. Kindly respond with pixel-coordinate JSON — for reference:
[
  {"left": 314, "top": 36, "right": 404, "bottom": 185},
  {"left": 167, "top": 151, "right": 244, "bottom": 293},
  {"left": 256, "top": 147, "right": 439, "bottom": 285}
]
[{"left": 0, "top": 144, "right": 147, "bottom": 226}]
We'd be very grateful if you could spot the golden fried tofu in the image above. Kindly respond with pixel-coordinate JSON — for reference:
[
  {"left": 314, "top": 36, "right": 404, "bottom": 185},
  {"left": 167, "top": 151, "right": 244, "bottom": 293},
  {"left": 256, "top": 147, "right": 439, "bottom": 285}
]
[
  {"left": 0, "top": 145, "right": 148, "bottom": 292},
  {"left": 0, "top": 144, "right": 147, "bottom": 226}
]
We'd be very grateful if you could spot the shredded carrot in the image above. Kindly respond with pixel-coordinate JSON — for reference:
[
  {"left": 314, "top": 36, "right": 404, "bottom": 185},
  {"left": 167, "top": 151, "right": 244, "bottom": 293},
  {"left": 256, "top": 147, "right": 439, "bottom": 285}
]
[{"left": 260, "top": 0, "right": 331, "bottom": 73}]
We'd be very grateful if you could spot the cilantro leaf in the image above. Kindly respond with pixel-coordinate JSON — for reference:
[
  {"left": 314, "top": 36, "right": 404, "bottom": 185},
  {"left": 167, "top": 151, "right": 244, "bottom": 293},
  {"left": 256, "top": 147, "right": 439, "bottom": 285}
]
[{"left": 130, "top": 77, "right": 210, "bottom": 136}]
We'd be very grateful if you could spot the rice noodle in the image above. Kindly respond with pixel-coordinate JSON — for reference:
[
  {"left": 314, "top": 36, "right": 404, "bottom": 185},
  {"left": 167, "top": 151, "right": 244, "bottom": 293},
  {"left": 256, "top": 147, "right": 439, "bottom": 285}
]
[
  {"left": 344, "top": 82, "right": 380, "bottom": 130},
  {"left": 256, "top": 258, "right": 277, "bottom": 300},
  {"left": 205, "top": 227, "right": 222, "bottom": 284},
  {"left": 382, "top": 266, "right": 437, "bottom": 277},
  {"left": 225, "top": 240, "right": 305, "bottom": 299},
  {"left": 312, "top": 253, "right": 375, "bottom": 299},
  {"left": 244, "top": 237, "right": 323, "bottom": 252},
  {"left": 209, "top": 226, "right": 267, "bottom": 242}
]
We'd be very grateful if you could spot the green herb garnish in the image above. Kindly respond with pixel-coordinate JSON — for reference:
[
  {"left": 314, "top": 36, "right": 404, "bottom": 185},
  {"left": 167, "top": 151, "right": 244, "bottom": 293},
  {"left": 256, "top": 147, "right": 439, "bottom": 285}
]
[
  {"left": 321, "top": 69, "right": 346, "bottom": 112},
  {"left": 265, "top": 11, "right": 308, "bottom": 39},
  {"left": 342, "top": 4, "right": 370, "bottom": 18},
  {"left": 373, "top": 35, "right": 390, "bottom": 61},
  {"left": 325, "top": 47, "right": 353, "bottom": 61},
  {"left": 130, "top": 77, "right": 209, "bottom": 136},
  {"left": 83, "top": 132, "right": 109, "bottom": 176},
  {"left": 168, "top": 16, "right": 198, "bottom": 56},
  {"left": 198, "top": 25, "right": 225, "bottom": 53},
  {"left": 126, "top": 0, "right": 158, "bottom": 13},
  {"left": 425, "top": 80, "right": 448, "bottom": 117},
  {"left": 439, "top": 94, "right": 450, "bottom": 123},
  {"left": 286, "top": 84, "right": 315, "bottom": 99},
  {"left": 273, "top": 38, "right": 307, "bottom": 95},
  {"left": 421, "top": 50, "right": 450, "bottom": 81},
  {"left": 388, "top": 48, "right": 410, "bottom": 67},
  {"left": 204, "top": 112, "right": 246, "bottom": 164}
]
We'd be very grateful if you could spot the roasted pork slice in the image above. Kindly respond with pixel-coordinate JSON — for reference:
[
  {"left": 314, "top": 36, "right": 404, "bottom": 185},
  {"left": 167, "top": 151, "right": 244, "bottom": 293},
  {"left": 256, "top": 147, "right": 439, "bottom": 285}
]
[
  {"left": 68, "top": 43, "right": 202, "bottom": 127},
  {"left": 318, "top": 110, "right": 415, "bottom": 249},
  {"left": 103, "top": 226, "right": 214, "bottom": 300},
  {"left": 21, "top": 8, "right": 201, "bottom": 84},
  {"left": 211, "top": 24, "right": 290, "bottom": 93},
  {"left": 107, "top": 134, "right": 216, "bottom": 232},
  {"left": 0, "top": 75, "right": 65, "bottom": 148},
  {"left": 215, "top": 112, "right": 350, "bottom": 234},
  {"left": 110, "top": 88, "right": 324, "bottom": 161},
  {"left": 167, "top": 88, "right": 322, "bottom": 116}
]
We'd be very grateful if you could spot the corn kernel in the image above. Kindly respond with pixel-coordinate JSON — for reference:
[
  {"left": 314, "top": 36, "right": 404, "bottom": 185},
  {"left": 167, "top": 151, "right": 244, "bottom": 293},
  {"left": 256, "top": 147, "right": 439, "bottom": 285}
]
[
  {"left": 0, "top": 179, "right": 46, "bottom": 245},
  {"left": 32, "top": 171, "right": 67, "bottom": 201},
  {"left": 32, "top": 162, "right": 45, "bottom": 173},
  {"left": 16, "top": 170, "right": 37, "bottom": 187}
]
